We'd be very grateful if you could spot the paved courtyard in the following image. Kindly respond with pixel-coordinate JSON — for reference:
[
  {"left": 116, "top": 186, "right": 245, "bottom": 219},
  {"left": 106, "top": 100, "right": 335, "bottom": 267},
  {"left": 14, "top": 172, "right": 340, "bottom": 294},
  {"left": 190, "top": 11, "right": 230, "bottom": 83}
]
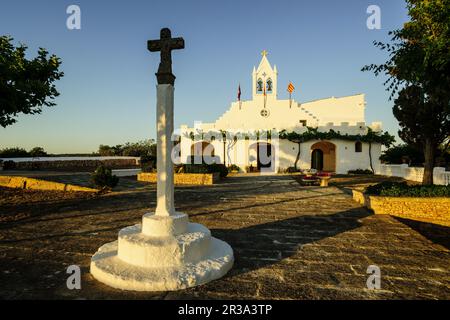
[{"left": 0, "top": 174, "right": 449, "bottom": 299}]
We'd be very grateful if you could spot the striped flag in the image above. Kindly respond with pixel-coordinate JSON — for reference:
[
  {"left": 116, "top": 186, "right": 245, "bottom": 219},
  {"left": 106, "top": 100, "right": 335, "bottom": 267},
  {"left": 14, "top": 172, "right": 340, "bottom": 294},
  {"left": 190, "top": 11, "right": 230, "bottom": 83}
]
[
  {"left": 287, "top": 82, "right": 295, "bottom": 94},
  {"left": 288, "top": 82, "right": 295, "bottom": 108}
]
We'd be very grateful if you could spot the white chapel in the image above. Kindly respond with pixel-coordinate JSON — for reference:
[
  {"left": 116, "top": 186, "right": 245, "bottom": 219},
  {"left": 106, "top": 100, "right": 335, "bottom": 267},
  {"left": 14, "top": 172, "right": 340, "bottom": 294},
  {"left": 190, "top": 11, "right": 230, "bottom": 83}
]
[{"left": 179, "top": 51, "right": 383, "bottom": 174}]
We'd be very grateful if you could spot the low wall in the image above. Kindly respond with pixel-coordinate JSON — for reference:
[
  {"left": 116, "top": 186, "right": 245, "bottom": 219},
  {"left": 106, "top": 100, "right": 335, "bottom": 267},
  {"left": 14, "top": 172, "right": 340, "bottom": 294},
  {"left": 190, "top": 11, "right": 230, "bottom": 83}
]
[
  {"left": 352, "top": 189, "right": 450, "bottom": 227},
  {"left": 0, "top": 176, "right": 98, "bottom": 193},
  {"left": 3, "top": 158, "right": 140, "bottom": 171},
  {"left": 138, "top": 172, "right": 220, "bottom": 185},
  {"left": 379, "top": 164, "right": 450, "bottom": 185}
]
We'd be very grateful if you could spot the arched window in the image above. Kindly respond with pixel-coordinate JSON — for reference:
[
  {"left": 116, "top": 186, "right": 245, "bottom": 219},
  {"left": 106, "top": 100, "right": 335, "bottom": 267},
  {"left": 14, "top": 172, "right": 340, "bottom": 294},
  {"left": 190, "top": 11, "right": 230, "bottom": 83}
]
[
  {"left": 257, "top": 79, "right": 263, "bottom": 92},
  {"left": 355, "top": 141, "right": 362, "bottom": 153},
  {"left": 266, "top": 78, "right": 273, "bottom": 93}
]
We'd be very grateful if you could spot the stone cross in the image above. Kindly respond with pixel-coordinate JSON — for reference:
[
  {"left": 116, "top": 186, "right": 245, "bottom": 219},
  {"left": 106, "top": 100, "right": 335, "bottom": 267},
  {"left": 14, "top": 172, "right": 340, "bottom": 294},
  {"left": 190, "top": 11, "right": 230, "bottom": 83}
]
[
  {"left": 148, "top": 28, "right": 185, "bottom": 85},
  {"left": 148, "top": 28, "right": 185, "bottom": 217},
  {"left": 89, "top": 28, "right": 232, "bottom": 292}
]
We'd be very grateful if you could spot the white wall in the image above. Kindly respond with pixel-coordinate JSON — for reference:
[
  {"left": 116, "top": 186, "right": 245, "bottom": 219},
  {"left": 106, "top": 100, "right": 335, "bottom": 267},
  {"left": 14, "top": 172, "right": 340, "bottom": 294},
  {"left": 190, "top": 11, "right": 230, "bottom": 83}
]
[
  {"left": 278, "top": 139, "right": 381, "bottom": 174},
  {"left": 379, "top": 164, "right": 450, "bottom": 185},
  {"left": 180, "top": 135, "right": 382, "bottom": 175}
]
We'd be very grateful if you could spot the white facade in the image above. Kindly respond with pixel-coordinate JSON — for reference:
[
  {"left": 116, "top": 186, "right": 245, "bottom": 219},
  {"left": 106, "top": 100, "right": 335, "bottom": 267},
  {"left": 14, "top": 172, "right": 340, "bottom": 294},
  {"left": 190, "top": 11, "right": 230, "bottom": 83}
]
[{"left": 179, "top": 52, "right": 383, "bottom": 174}]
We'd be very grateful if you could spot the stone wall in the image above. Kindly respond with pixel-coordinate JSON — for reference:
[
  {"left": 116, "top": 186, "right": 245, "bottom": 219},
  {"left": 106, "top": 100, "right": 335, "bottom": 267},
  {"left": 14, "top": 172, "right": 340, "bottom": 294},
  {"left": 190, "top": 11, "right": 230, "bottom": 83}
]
[
  {"left": 352, "top": 189, "right": 450, "bottom": 227},
  {"left": 0, "top": 176, "right": 98, "bottom": 193},
  {"left": 138, "top": 172, "right": 220, "bottom": 185},
  {"left": 7, "top": 159, "right": 140, "bottom": 171}
]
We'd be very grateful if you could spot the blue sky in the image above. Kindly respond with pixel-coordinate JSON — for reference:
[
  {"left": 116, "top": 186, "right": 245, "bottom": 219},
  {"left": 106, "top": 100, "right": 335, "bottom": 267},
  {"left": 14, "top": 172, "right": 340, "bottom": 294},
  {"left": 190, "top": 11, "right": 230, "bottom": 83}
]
[{"left": 0, "top": 0, "right": 409, "bottom": 153}]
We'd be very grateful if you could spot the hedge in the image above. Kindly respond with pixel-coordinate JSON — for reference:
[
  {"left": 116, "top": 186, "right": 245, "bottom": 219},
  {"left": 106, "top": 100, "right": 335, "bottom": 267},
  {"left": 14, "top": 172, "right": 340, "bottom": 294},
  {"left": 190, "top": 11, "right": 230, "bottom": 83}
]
[{"left": 365, "top": 181, "right": 450, "bottom": 197}]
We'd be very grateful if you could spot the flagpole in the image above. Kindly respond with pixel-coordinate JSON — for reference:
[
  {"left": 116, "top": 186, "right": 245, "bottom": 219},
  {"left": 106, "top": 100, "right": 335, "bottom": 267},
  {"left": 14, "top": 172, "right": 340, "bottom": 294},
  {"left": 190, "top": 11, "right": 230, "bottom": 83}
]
[
  {"left": 238, "top": 84, "right": 242, "bottom": 110},
  {"left": 289, "top": 92, "right": 292, "bottom": 108}
]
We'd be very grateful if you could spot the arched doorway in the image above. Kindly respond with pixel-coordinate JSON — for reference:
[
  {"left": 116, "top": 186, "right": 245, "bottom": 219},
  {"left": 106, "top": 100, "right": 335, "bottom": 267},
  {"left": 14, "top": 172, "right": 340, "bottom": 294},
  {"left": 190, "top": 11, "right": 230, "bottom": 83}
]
[
  {"left": 190, "top": 141, "right": 215, "bottom": 164},
  {"left": 310, "top": 141, "right": 336, "bottom": 172},
  {"left": 249, "top": 142, "right": 275, "bottom": 171},
  {"left": 311, "top": 149, "right": 324, "bottom": 170}
]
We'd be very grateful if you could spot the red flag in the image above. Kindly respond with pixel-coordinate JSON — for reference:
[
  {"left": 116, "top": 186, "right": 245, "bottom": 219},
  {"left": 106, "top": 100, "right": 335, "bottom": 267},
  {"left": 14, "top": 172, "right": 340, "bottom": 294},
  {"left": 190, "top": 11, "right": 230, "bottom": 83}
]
[{"left": 237, "top": 84, "right": 241, "bottom": 101}]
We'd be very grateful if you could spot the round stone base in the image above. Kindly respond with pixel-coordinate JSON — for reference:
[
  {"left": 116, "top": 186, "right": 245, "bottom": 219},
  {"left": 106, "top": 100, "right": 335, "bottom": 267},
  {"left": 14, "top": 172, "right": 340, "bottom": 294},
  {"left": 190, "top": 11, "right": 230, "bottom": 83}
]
[{"left": 90, "top": 230, "right": 233, "bottom": 291}]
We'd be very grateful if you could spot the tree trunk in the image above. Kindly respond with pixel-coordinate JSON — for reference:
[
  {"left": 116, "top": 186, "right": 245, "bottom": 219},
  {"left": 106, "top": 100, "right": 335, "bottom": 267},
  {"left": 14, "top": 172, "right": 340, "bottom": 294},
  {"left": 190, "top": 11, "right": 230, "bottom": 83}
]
[
  {"left": 368, "top": 142, "right": 374, "bottom": 173},
  {"left": 223, "top": 141, "right": 226, "bottom": 166},
  {"left": 294, "top": 142, "right": 301, "bottom": 170},
  {"left": 423, "top": 139, "right": 435, "bottom": 185}
]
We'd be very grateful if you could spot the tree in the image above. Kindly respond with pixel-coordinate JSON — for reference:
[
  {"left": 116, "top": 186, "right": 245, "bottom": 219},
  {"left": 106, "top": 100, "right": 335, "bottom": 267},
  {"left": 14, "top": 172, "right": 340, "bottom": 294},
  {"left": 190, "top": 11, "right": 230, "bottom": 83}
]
[
  {"left": 0, "top": 147, "right": 28, "bottom": 158},
  {"left": 29, "top": 147, "right": 47, "bottom": 158},
  {"left": 122, "top": 140, "right": 156, "bottom": 157},
  {"left": 380, "top": 143, "right": 424, "bottom": 165},
  {"left": 362, "top": 0, "right": 450, "bottom": 184},
  {"left": 393, "top": 85, "right": 448, "bottom": 182},
  {"left": 0, "top": 36, "right": 64, "bottom": 127},
  {"left": 98, "top": 145, "right": 115, "bottom": 156}
]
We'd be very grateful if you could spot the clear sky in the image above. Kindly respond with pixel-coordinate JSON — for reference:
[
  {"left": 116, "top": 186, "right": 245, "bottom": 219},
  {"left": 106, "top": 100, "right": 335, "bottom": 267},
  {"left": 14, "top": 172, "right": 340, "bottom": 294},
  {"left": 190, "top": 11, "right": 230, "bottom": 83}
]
[{"left": 0, "top": 0, "right": 409, "bottom": 154}]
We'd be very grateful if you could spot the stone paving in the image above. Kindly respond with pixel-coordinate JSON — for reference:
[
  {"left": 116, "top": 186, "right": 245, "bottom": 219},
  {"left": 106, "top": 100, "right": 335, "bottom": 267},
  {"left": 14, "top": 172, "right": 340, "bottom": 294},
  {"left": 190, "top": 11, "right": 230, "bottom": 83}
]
[{"left": 0, "top": 174, "right": 449, "bottom": 299}]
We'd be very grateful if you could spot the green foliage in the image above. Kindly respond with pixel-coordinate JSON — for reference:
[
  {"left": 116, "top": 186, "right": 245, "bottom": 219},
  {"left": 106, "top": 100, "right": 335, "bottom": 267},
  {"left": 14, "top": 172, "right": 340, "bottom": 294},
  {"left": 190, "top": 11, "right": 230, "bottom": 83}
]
[
  {"left": 98, "top": 145, "right": 116, "bottom": 156},
  {"left": 0, "top": 36, "right": 64, "bottom": 127},
  {"left": 362, "top": 0, "right": 450, "bottom": 184},
  {"left": 348, "top": 169, "right": 374, "bottom": 175},
  {"left": 380, "top": 144, "right": 424, "bottom": 165},
  {"left": 98, "top": 140, "right": 156, "bottom": 158},
  {"left": 365, "top": 181, "right": 450, "bottom": 197},
  {"left": 183, "top": 163, "right": 228, "bottom": 178},
  {"left": 210, "top": 163, "right": 228, "bottom": 178},
  {"left": 29, "top": 147, "right": 47, "bottom": 158},
  {"left": 91, "top": 165, "right": 119, "bottom": 189},
  {"left": 228, "top": 164, "right": 240, "bottom": 172},
  {"left": 0, "top": 146, "right": 48, "bottom": 158},
  {"left": 279, "top": 127, "right": 395, "bottom": 147},
  {"left": 0, "top": 147, "right": 29, "bottom": 158}
]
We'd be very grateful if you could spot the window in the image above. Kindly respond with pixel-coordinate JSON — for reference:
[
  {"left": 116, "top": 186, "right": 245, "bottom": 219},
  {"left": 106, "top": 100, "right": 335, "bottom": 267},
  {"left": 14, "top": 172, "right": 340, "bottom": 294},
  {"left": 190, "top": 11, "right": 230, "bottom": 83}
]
[
  {"left": 355, "top": 141, "right": 362, "bottom": 153},
  {"left": 266, "top": 78, "right": 273, "bottom": 93},
  {"left": 257, "top": 79, "right": 263, "bottom": 92},
  {"left": 299, "top": 120, "right": 307, "bottom": 127}
]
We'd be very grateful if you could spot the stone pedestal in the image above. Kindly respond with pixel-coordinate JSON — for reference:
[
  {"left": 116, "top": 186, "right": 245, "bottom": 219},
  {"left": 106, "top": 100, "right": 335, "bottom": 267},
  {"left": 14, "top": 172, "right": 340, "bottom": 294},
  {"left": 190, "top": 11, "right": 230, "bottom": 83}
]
[
  {"left": 90, "top": 212, "right": 233, "bottom": 291},
  {"left": 90, "top": 84, "right": 233, "bottom": 291}
]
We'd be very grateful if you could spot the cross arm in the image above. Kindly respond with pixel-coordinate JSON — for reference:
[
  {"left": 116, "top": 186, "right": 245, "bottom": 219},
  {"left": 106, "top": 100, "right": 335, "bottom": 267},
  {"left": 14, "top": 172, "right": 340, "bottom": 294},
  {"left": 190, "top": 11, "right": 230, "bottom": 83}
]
[
  {"left": 169, "top": 37, "right": 185, "bottom": 50},
  {"left": 148, "top": 40, "right": 161, "bottom": 52}
]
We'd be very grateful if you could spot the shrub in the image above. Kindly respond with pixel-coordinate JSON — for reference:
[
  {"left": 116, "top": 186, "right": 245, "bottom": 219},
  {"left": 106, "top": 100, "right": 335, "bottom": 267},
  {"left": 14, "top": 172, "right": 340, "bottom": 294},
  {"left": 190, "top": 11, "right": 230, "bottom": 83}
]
[
  {"left": 91, "top": 165, "right": 119, "bottom": 189},
  {"left": 348, "top": 169, "right": 374, "bottom": 175},
  {"left": 183, "top": 163, "right": 228, "bottom": 178},
  {"left": 365, "top": 181, "right": 450, "bottom": 197},
  {"left": 209, "top": 163, "right": 228, "bottom": 178},
  {"left": 141, "top": 154, "right": 156, "bottom": 173},
  {"left": 183, "top": 164, "right": 209, "bottom": 174},
  {"left": 228, "top": 164, "right": 240, "bottom": 172}
]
